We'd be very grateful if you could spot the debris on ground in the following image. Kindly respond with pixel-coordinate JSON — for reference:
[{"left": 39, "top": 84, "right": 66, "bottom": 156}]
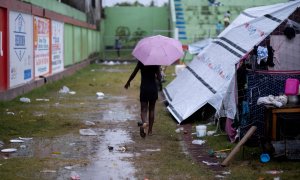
[
  {"left": 202, "top": 160, "right": 220, "bottom": 166},
  {"left": 59, "top": 86, "right": 75, "bottom": 95},
  {"left": 70, "top": 171, "right": 80, "bottom": 180},
  {"left": 19, "top": 137, "right": 33, "bottom": 141},
  {"left": 207, "top": 130, "right": 216, "bottom": 136},
  {"left": 175, "top": 127, "right": 184, "bottom": 133},
  {"left": 108, "top": 146, "right": 114, "bottom": 151},
  {"left": 36, "top": 98, "right": 50, "bottom": 102},
  {"left": 96, "top": 92, "right": 105, "bottom": 99},
  {"left": 40, "top": 170, "right": 56, "bottom": 173},
  {"left": 1, "top": 148, "right": 17, "bottom": 153},
  {"left": 141, "top": 148, "right": 161, "bottom": 152},
  {"left": 84, "top": 121, "right": 95, "bottom": 126},
  {"left": 6, "top": 112, "right": 15, "bottom": 115},
  {"left": 265, "top": 170, "right": 283, "bottom": 175},
  {"left": 192, "top": 140, "right": 206, "bottom": 145},
  {"left": 10, "top": 139, "right": 24, "bottom": 143},
  {"left": 20, "top": 97, "right": 31, "bottom": 103},
  {"left": 117, "top": 146, "right": 127, "bottom": 152},
  {"left": 69, "top": 91, "right": 76, "bottom": 95},
  {"left": 79, "top": 129, "right": 97, "bottom": 136},
  {"left": 215, "top": 174, "right": 225, "bottom": 179}
]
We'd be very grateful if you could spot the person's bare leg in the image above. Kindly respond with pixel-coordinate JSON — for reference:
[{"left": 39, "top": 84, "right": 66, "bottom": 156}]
[
  {"left": 140, "top": 101, "right": 148, "bottom": 137},
  {"left": 148, "top": 100, "right": 156, "bottom": 135}
]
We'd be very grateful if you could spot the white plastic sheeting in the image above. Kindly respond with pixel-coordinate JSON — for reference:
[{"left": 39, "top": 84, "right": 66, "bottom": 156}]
[{"left": 164, "top": 0, "right": 300, "bottom": 123}]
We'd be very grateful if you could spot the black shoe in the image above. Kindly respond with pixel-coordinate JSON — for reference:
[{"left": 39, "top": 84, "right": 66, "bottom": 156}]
[
  {"left": 137, "top": 121, "right": 143, "bottom": 127},
  {"left": 140, "top": 127, "right": 146, "bottom": 138}
]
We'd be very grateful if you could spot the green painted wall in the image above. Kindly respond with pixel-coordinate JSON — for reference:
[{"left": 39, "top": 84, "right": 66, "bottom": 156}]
[
  {"left": 82, "top": 28, "right": 88, "bottom": 60},
  {"left": 103, "top": 7, "right": 169, "bottom": 47},
  {"left": 64, "top": 24, "right": 74, "bottom": 66},
  {"left": 22, "top": 0, "right": 86, "bottom": 21},
  {"left": 74, "top": 26, "right": 82, "bottom": 63},
  {"left": 64, "top": 24, "right": 101, "bottom": 66}
]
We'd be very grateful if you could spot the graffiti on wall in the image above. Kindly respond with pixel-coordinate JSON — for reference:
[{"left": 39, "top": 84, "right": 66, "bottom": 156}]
[{"left": 115, "top": 26, "right": 147, "bottom": 47}]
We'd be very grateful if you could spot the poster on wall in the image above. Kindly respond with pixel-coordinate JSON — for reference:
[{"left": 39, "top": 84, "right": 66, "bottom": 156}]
[
  {"left": 9, "top": 11, "right": 33, "bottom": 88},
  {"left": 34, "top": 16, "right": 50, "bottom": 77},
  {"left": 51, "top": 20, "right": 64, "bottom": 74}
]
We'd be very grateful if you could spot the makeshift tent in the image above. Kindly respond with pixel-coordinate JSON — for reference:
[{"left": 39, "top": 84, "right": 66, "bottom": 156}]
[
  {"left": 163, "top": 0, "right": 300, "bottom": 124},
  {"left": 188, "top": 38, "right": 213, "bottom": 55}
]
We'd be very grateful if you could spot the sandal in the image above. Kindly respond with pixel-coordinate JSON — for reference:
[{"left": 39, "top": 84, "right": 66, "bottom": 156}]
[{"left": 140, "top": 127, "right": 146, "bottom": 138}]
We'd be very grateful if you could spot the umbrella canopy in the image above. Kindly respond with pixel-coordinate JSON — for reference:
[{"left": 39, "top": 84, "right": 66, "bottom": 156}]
[{"left": 132, "top": 35, "right": 184, "bottom": 65}]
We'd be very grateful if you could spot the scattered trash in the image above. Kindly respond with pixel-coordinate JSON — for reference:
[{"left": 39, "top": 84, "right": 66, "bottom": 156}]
[
  {"left": 274, "top": 177, "right": 280, "bottom": 180},
  {"left": 265, "top": 170, "right": 283, "bottom": 175},
  {"left": 202, "top": 160, "right": 219, "bottom": 166},
  {"left": 1, "top": 148, "right": 17, "bottom": 153},
  {"left": 59, "top": 86, "right": 70, "bottom": 94},
  {"left": 36, "top": 98, "right": 50, "bottom": 102},
  {"left": 192, "top": 140, "right": 206, "bottom": 145},
  {"left": 40, "top": 170, "right": 56, "bottom": 173},
  {"left": 6, "top": 112, "right": 15, "bottom": 115},
  {"left": 64, "top": 166, "right": 73, "bottom": 170},
  {"left": 79, "top": 129, "right": 97, "bottom": 136},
  {"left": 96, "top": 92, "right": 105, "bottom": 99},
  {"left": 84, "top": 121, "right": 95, "bottom": 126},
  {"left": 142, "top": 148, "right": 161, "bottom": 152},
  {"left": 0, "top": 141, "right": 4, "bottom": 147},
  {"left": 215, "top": 175, "right": 225, "bottom": 178},
  {"left": 118, "top": 146, "right": 127, "bottom": 152},
  {"left": 108, "top": 146, "right": 114, "bottom": 151},
  {"left": 208, "top": 149, "right": 231, "bottom": 157},
  {"left": 215, "top": 152, "right": 227, "bottom": 158},
  {"left": 222, "top": 171, "right": 231, "bottom": 175},
  {"left": 20, "top": 145, "right": 26, "bottom": 149},
  {"left": 10, "top": 139, "right": 24, "bottom": 143},
  {"left": 20, "top": 97, "right": 31, "bottom": 103},
  {"left": 69, "top": 91, "right": 76, "bottom": 95},
  {"left": 70, "top": 171, "right": 80, "bottom": 180},
  {"left": 175, "top": 127, "right": 184, "bottom": 133},
  {"left": 207, "top": 130, "right": 216, "bottom": 136},
  {"left": 19, "top": 137, "right": 33, "bottom": 141}
]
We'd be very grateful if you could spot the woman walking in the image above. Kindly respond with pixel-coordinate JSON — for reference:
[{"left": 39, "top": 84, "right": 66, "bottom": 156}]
[{"left": 124, "top": 61, "right": 162, "bottom": 138}]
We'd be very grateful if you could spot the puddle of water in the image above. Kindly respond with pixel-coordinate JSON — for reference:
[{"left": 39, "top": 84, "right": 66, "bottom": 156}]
[{"left": 76, "top": 129, "right": 136, "bottom": 180}]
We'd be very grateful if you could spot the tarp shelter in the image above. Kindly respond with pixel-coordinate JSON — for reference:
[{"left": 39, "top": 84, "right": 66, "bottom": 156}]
[{"left": 163, "top": 0, "right": 300, "bottom": 124}]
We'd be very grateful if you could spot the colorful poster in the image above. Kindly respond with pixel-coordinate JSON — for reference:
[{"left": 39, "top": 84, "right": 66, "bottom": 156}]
[
  {"left": 51, "top": 20, "right": 64, "bottom": 74},
  {"left": 9, "top": 11, "right": 33, "bottom": 88},
  {"left": 33, "top": 16, "right": 50, "bottom": 77}
]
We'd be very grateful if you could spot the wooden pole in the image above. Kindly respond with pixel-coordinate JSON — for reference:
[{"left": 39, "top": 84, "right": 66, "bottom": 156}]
[{"left": 221, "top": 126, "right": 257, "bottom": 166}]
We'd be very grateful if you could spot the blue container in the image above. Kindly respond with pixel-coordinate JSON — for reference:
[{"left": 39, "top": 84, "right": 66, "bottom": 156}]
[{"left": 260, "top": 153, "right": 270, "bottom": 163}]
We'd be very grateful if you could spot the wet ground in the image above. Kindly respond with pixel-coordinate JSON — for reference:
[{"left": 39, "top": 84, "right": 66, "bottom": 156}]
[
  {"left": 0, "top": 65, "right": 143, "bottom": 179},
  {"left": 2, "top": 96, "right": 138, "bottom": 179},
  {"left": 0, "top": 62, "right": 233, "bottom": 180}
]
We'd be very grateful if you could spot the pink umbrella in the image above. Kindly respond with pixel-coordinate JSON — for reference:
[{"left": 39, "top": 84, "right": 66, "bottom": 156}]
[{"left": 132, "top": 35, "right": 184, "bottom": 65}]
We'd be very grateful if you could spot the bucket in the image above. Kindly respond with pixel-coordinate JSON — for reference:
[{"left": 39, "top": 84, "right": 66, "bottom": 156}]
[
  {"left": 196, "top": 125, "right": 207, "bottom": 137},
  {"left": 285, "top": 78, "right": 299, "bottom": 95}
]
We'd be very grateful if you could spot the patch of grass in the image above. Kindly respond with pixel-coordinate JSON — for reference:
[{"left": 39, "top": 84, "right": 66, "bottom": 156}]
[{"left": 0, "top": 157, "right": 89, "bottom": 180}]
